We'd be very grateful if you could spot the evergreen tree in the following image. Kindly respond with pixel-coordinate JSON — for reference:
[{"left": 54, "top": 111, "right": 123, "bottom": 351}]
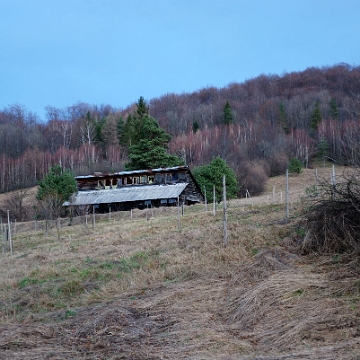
[
  {"left": 37, "top": 165, "right": 77, "bottom": 207},
  {"left": 136, "top": 96, "right": 149, "bottom": 118},
  {"left": 192, "top": 121, "right": 200, "bottom": 133},
  {"left": 288, "top": 158, "right": 303, "bottom": 174},
  {"left": 330, "top": 98, "right": 338, "bottom": 120},
  {"left": 94, "top": 117, "right": 107, "bottom": 143},
  {"left": 37, "top": 165, "right": 77, "bottom": 239},
  {"left": 119, "top": 97, "right": 150, "bottom": 147},
  {"left": 223, "top": 101, "right": 234, "bottom": 125},
  {"left": 192, "top": 157, "right": 238, "bottom": 203},
  {"left": 116, "top": 116, "right": 126, "bottom": 145},
  {"left": 278, "top": 102, "right": 289, "bottom": 134},
  {"left": 125, "top": 97, "right": 183, "bottom": 170},
  {"left": 311, "top": 101, "right": 322, "bottom": 130}
]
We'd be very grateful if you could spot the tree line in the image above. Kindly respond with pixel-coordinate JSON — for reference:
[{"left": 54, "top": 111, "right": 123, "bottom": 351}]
[{"left": 1, "top": 63, "right": 360, "bottom": 195}]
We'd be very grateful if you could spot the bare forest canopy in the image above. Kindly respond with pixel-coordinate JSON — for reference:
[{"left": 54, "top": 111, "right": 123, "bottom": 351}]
[{"left": 1, "top": 63, "right": 360, "bottom": 195}]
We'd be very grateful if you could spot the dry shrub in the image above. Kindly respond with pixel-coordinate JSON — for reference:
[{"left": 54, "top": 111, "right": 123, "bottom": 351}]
[
  {"left": 237, "top": 161, "right": 269, "bottom": 197},
  {"left": 300, "top": 169, "right": 360, "bottom": 254},
  {"left": 0, "top": 190, "right": 35, "bottom": 221},
  {"left": 269, "top": 152, "right": 289, "bottom": 176}
]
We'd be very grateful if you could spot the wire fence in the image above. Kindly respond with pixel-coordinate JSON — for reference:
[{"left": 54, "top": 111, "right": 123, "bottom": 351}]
[{"left": 1, "top": 166, "right": 341, "bottom": 254}]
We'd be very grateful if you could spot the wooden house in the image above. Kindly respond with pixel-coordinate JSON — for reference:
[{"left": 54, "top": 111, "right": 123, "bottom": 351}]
[{"left": 65, "top": 166, "right": 204, "bottom": 212}]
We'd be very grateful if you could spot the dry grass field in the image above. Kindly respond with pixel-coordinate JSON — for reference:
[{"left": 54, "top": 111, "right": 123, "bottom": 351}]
[{"left": 0, "top": 165, "right": 359, "bottom": 359}]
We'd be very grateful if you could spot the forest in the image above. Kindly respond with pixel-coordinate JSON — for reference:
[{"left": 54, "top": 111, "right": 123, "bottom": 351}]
[{"left": 1, "top": 63, "right": 360, "bottom": 197}]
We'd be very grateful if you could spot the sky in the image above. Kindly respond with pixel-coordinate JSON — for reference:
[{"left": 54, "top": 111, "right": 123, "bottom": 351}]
[{"left": 1, "top": 0, "right": 359, "bottom": 121}]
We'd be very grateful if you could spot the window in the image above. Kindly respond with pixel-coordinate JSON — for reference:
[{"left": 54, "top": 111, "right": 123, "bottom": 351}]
[
  {"left": 133, "top": 177, "right": 140, "bottom": 184},
  {"left": 178, "top": 173, "right": 186, "bottom": 181},
  {"left": 155, "top": 174, "right": 163, "bottom": 183},
  {"left": 160, "top": 199, "right": 167, "bottom": 204},
  {"left": 141, "top": 176, "right": 147, "bottom": 183}
]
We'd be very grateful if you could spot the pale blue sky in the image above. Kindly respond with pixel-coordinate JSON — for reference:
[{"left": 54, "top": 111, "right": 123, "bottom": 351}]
[{"left": 1, "top": 0, "right": 359, "bottom": 120}]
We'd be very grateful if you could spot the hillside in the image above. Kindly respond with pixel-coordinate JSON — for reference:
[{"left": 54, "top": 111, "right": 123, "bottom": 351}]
[
  {"left": 0, "top": 165, "right": 359, "bottom": 359},
  {"left": 1, "top": 64, "right": 360, "bottom": 196}
]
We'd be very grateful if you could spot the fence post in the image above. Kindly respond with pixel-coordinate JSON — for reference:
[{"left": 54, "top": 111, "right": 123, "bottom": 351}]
[
  {"left": 1, "top": 218, "right": 4, "bottom": 254},
  {"left": 177, "top": 196, "right": 181, "bottom": 231},
  {"left": 7, "top": 210, "right": 12, "bottom": 255},
  {"left": 92, "top": 206, "right": 96, "bottom": 229},
  {"left": 204, "top": 187, "right": 208, "bottom": 212},
  {"left": 223, "top": 175, "right": 228, "bottom": 247},
  {"left": 332, "top": 165, "right": 336, "bottom": 200},
  {"left": 286, "top": 169, "right": 289, "bottom": 221},
  {"left": 213, "top": 185, "right": 216, "bottom": 216}
]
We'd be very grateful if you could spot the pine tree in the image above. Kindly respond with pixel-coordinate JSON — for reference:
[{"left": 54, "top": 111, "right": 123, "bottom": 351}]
[
  {"left": 125, "top": 97, "right": 183, "bottom": 170},
  {"left": 136, "top": 96, "right": 149, "bottom": 118},
  {"left": 330, "top": 98, "right": 338, "bottom": 120},
  {"left": 37, "top": 165, "right": 77, "bottom": 239},
  {"left": 311, "top": 101, "right": 322, "bottom": 130},
  {"left": 192, "top": 121, "right": 200, "bottom": 133},
  {"left": 37, "top": 165, "right": 77, "bottom": 208},
  {"left": 223, "top": 101, "right": 234, "bottom": 125},
  {"left": 278, "top": 102, "right": 289, "bottom": 134},
  {"left": 117, "top": 116, "right": 125, "bottom": 145}
]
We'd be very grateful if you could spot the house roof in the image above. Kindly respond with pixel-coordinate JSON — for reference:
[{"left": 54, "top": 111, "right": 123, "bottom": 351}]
[
  {"left": 75, "top": 165, "right": 189, "bottom": 179},
  {"left": 66, "top": 183, "right": 189, "bottom": 206}
]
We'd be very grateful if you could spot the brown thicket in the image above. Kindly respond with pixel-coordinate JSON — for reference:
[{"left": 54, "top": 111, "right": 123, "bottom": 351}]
[{"left": 300, "top": 169, "right": 360, "bottom": 254}]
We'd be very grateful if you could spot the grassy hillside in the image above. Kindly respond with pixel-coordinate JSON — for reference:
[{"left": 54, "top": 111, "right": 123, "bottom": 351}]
[{"left": 0, "top": 166, "right": 359, "bottom": 359}]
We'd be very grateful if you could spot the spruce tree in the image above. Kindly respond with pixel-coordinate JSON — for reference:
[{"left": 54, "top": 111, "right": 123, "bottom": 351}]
[
  {"left": 311, "top": 101, "right": 322, "bottom": 130},
  {"left": 278, "top": 102, "right": 289, "bottom": 134},
  {"left": 330, "top": 98, "right": 338, "bottom": 120},
  {"left": 223, "top": 101, "right": 234, "bottom": 125},
  {"left": 125, "top": 97, "right": 183, "bottom": 170},
  {"left": 192, "top": 121, "right": 200, "bottom": 133}
]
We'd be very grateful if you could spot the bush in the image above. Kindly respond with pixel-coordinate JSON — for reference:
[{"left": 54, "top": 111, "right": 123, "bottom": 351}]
[
  {"left": 269, "top": 152, "right": 289, "bottom": 176},
  {"left": 288, "top": 158, "right": 303, "bottom": 174},
  {"left": 237, "top": 161, "right": 269, "bottom": 197},
  {"left": 192, "top": 157, "right": 238, "bottom": 203},
  {"left": 299, "top": 169, "right": 360, "bottom": 254}
]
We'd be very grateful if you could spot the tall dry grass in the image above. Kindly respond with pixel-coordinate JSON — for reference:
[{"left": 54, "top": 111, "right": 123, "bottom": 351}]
[{"left": 0, "top": 165, "right": 359, "bottom": 359}]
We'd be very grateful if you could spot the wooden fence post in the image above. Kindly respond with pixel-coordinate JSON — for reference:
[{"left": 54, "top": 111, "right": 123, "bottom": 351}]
[
  {"left": 204, "top": 187, "right": 208, "bottom": 212},
  {"left": 332, "top": 165, "right": 336, "bottom": 200},
  {"left": 1, "top": 218, "right": 4, "bottom": 254},
  {"left": 223, "top": 175, "right": 228, "bottom": 247},
  {"left": 213, "top": 185, "right": 216, "bottom": 216},
  {"left": 92, "top": 206, "right": 96, "bottom": 229},
  {"left": 177, "top": 196, "right": 181, "bottom": 231},
  {"left": 7, "top": 210, "right": 12, "bottom": 255},
  {"left": 286, "top": 169, "right": 289, "bottom": 221}
]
